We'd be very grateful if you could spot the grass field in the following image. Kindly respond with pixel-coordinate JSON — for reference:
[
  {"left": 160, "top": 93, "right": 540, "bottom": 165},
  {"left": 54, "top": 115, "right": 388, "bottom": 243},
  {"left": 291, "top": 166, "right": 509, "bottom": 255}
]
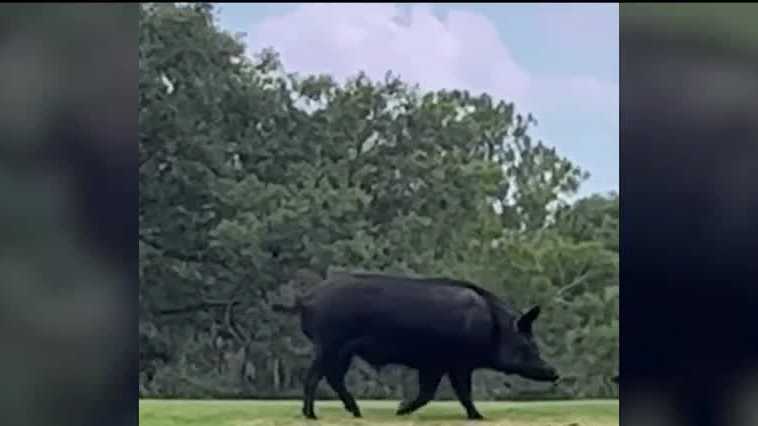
[{"left": 139, "top": 399, "right": 618, "bottom": 426}]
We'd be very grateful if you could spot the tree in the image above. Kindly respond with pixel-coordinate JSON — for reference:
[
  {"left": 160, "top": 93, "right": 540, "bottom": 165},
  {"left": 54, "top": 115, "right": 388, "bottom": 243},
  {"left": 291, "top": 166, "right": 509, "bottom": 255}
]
[
  {"left": 139, "top": 3, "right": 618, "bottom": 400},
  {"left": 554, "top": 192, "right": 619, "bottom": 252}
]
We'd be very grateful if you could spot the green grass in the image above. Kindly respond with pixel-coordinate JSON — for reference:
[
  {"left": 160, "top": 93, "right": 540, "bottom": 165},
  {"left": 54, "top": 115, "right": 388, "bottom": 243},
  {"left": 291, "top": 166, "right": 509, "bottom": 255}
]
[{"left": 139, "top": 399, "right": 618, "bottom": 426}]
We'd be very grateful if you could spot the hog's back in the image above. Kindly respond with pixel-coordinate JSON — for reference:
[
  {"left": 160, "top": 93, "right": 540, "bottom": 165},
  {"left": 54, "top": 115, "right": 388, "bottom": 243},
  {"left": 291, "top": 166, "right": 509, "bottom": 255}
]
[{"left": 300, "top": 273, "right": 496, "bottom": 349}]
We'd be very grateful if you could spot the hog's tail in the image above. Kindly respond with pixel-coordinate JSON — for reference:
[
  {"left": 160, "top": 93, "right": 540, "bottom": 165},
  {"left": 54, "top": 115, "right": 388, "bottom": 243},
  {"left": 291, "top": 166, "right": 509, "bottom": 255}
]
[{"left": 271, "top": 298, "right": 303, "bottom": 315}]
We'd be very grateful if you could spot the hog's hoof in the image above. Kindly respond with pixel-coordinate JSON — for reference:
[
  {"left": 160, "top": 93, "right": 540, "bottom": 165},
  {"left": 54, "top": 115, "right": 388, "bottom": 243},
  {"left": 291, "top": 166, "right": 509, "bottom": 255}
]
[
  {"left": 340, "top": 401, "right": 361, "bottom": 417},
  {"left": 302, "top": 408, "right": 317, "bottom": 420},
  {"left": 395, "top": 404, "right": 411, "bottom": 416},
  {"left": 467, "top": 412, "right": 485, "bottom": 421}
]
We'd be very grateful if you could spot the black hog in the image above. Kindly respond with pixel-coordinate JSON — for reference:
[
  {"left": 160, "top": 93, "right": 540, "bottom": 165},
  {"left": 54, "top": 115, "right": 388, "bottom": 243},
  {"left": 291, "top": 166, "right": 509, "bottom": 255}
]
[{"left": 272, "top": 271, "right": 559, "bottom": 420}]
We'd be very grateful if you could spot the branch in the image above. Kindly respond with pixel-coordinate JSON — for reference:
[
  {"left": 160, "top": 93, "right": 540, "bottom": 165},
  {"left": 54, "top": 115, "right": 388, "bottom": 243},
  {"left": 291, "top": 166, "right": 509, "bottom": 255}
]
[
  {"left": 139, "top": 235, "right": 206, "bottom": 264},
  {"left": 139, "top": 235, "right": 237, "bottom": 275},
  {"left": 224, "top": 300, "right": 249, "bottom": 345},
  {"left": 156, "top": 300, "right": 231, "bottom": 316},
  {"left": 553, "top": 264, "right": 593, "bottom": 299},
  {"left": 554, "top": 274, "right": 589, "bottom": 298},
  {"left": 139, "top": 149, "right": 156, "bottom": 169}
]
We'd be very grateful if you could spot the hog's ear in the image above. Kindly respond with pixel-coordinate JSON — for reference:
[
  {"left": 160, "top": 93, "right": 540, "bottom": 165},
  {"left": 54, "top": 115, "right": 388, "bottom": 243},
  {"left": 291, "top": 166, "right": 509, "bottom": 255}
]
[{"left": 517, "top": 305, "right": 541, "bottom": 334}]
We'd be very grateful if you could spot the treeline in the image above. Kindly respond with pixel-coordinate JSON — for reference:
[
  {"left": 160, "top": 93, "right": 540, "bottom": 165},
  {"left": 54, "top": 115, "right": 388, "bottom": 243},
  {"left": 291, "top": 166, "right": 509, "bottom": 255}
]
[{"left": 139, "top": 3, "right": 618, "bottom": 401}]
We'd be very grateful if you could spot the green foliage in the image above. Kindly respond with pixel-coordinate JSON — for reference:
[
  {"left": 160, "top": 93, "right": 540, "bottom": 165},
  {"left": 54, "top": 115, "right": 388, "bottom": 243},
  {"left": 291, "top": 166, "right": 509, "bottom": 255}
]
[
  {"left": 139, "top": 3, "right": 618, "bottom": 401},
  {"left": 553, "top": 192, "right": 619, "bottom": 252}
]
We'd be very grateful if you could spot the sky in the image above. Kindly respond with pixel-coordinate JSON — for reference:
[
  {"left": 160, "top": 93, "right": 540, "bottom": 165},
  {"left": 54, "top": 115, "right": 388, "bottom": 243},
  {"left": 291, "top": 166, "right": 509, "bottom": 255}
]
[{"left": 214, "top": 3, "right": 618, "bottom": 196}]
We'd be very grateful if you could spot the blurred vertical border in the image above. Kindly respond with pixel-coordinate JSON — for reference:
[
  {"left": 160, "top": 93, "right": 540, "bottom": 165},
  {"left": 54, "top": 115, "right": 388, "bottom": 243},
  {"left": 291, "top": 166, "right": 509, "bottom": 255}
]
[
  {"left": 621, "top": 4, "right": 758, "bottom": 426},
  {"left": 0, "top": 4, "right": 137, "bottom": 426}
]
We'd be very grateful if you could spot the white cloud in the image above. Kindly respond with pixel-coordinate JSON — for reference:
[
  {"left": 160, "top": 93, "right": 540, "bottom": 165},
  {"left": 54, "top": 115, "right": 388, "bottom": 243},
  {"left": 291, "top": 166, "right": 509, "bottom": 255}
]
[
  {"left": 248, "top": 3, "right": 531, "bottom": 105},
  {"left": 245, "top": 3, "right": 618, "bottom": 188}
]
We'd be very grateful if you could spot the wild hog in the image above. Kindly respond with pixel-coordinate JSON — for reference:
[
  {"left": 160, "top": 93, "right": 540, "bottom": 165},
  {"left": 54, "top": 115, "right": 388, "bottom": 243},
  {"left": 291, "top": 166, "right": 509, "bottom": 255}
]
[{"left": 273, "top": 271, "right": 559, "bottom": 420}]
